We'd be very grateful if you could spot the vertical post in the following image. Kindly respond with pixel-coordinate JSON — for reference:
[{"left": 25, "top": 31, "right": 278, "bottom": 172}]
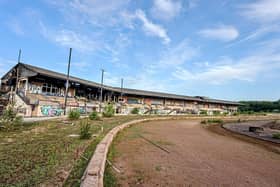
[
  {"left": 15, "top": 49, "right": 21, "bottom": 93},
  {"left": 120, "top": 78, "right": 123, "bottom": 100},
  {"left": 99, "top": 69, "right": 104, "bottom": 112},
  {"left": 64, "top": 48, "right": 72, "bottom": 115}
]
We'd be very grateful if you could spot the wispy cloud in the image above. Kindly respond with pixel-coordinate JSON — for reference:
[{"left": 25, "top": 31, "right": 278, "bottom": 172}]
[
  {"left": 227, "top": 24, "right": 280, "bottom": 47},
  {"left": 159, "top": 39, "right": 199, "bottom": 65},
  {"left": 47, "top": 0, "right": 130, "bottom": 27},
  {"left": 151, "top": 0, "right": 182, "bottom": 21},
  {"left": 173, "top": 53, "right": 280, "bottom": 84},
  {"left": 40, "top": 22, "right": 100, "bottom": 53},
  {"left": 240, "top": 0, "right": 280, "bottom": 23},
  {"left": 7, "top": 19, "right": 24, "bottom": 36},
  {"left": 198, "top": 25, "right": 239, "bottom": 42},
  {"left": 135, "top": 9, "right": 170, "bottom": 44}
]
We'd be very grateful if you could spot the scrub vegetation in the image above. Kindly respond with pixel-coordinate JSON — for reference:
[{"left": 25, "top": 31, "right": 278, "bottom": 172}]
[{"left": 0, "top": 115, "right": 143, "bottom": 187}]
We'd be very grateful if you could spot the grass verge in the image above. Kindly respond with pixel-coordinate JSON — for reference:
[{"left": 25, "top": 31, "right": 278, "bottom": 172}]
[{"left": 0, "top": 115, "right": 143, "bottom": 187}]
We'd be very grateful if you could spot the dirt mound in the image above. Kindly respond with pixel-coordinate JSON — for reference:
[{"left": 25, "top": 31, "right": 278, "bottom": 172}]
[{"left": 263, "top": 120, "right": 280, "bottom": 130}]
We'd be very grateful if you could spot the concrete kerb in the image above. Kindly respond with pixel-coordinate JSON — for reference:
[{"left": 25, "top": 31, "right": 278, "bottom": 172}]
[
  {"left": 80, "top": 115, "right": 280, "bottom": 187},
  {"left": 80, "top": 117, "right": 174, "bottom": 187}
]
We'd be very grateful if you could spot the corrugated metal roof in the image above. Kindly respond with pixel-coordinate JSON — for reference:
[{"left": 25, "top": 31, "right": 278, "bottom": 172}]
[{"left": 8, "top": 63, "right": 241, "bottom": 105}]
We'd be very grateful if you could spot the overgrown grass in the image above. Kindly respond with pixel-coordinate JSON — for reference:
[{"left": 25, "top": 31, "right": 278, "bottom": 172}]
[
  {"left": 272, "top": 133, "right": 280, "bottom": 139},
  {"left": 64, "top": 115, "right": 145, "bottom": 187},
  {"left": 131, "top": 107, "right": 140, "bottom": 114},
  {"left": 89, "top": 111, "right": 100, "bottom": 120},
  {"left": 79, "top": 120, "right": 91, "bottom": 139},
  {"left": 103, "top": 104, "right": 115, "bottom": 117},
  {"left": 68, "top": 110, "right": 80, "bottom": 120},
  {"left": 104, "top": 137, "right": 118, "bottom": 187},
  {"left": 104, "top": 123, "right": 148, "bottom": 187},
  {"left": 0, "top": 115, "right": 143, "bottom": 187},
  {"left": 201, "top": 118, "right": 224, "bottom": 125}
]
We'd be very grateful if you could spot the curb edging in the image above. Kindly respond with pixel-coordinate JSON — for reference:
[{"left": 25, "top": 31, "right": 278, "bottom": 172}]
[
  {"left": 80, "top": 117, "right": 173, "bottom": 187},
  {"left": 80, "top": 115, "right": 280, "bottom": 187}
]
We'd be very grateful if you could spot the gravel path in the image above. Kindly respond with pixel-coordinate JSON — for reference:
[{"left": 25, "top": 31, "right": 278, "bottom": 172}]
[{"left": 112, "top": 120, "right": 280, "bottom": 186}]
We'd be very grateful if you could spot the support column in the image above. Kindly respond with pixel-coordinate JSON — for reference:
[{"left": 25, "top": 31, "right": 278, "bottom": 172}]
[{"left": 25, "top": 78, "right": 28, "bottom": 96}]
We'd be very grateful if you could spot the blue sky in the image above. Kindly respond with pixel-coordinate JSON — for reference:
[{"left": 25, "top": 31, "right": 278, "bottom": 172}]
[{"left": 0, "top": 0, "right": 280, "bottom": 101}]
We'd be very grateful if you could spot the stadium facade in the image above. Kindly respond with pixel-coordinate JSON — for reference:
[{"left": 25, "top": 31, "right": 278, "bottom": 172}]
[{"left": 0, "top": 63, "right": 240, "bottom": 117}]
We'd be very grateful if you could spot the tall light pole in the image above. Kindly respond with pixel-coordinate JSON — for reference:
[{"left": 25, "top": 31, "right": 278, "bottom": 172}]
[
  {"left": 15, "top": 49, "right": 22, "bottom": 93},
  {"left": 120, "top": 78, "right": 123, "bottom": 101},
  {"left": 64, "top": 48, "right": 72, "bottom": 115},
  {"left": 99, "top": 69, "right": 105, "bottom": 112}
]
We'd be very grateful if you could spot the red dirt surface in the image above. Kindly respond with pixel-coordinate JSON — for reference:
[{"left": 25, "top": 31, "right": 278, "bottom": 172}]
[{"left": 112, "top": 120, "right": 280, "bottom": 186}]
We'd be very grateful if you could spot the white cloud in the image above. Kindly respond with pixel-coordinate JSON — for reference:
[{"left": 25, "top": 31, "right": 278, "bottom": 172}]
[
  {"left": 159, "top": 39, "right": 199, "bottom": 65},
  {"left": 227, "top": 24, "right": 280, "bottom": 47},
  {"left": 173, "top": 53, "right": 280, "bottom": 84},
  {"left": 48, "top": 0, "right": 130, "bottom": 27},
  {"left": 40, "top": 22, "right": 100, "bottom": 53},
  {"left": 151, "top": 0, "right": 182, "bottom": 21},
  {"left": 135, "top": 9, "right": 170, "bottom": 44},
  {"left": 240, "top": 0, "right": 280, "bottom": 23},
  {"left": 7, "top": 19, "right": 24, "bottom": 36},
  {"left": 198, "top": 25, "right": 239, "bottom": 42}
]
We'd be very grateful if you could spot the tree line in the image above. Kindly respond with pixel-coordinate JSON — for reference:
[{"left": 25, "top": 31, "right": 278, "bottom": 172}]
[{"left": 238, "top": 100, "right": 280, "bottom": 113}]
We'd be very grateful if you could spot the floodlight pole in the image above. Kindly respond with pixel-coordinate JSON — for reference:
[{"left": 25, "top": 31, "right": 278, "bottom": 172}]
[
  {"left": 15, "top": 49, "right": 21, "bottom": 93},
  {"left": 99, "top": 69, "right": 105, "bottom": 112},
  {"left": 64, "top": 48, "right": 72, "bottom": 115},
  {"left": 120, "top": 78, "right": 123, "bottom": 100}
]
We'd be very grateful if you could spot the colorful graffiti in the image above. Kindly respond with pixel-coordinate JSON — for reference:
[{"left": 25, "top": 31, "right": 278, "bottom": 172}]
[
  {"left": 41, "top": 105, "right": 64, "bottom": 116},
  {"left": 79, "top": 107, "right": 86, "bottom": 114}
]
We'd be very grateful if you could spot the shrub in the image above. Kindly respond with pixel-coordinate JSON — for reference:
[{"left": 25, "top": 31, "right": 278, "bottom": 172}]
[
  {"left": 79, "top": 120, "right": 91, "bottom": 139},
  {"left": 213, "top": 111, "right": 221, "bottom": 116},
  {"left": 89, "top": 111, "right": 99, "bottom": 120},
  {"left": 272, "top": 133, "right": 280, "bottom": 139},
  {"left": 68, "top": 109, "right": 80, "bottom": 120},
  {"left": 103, "top": 104, "right": 115, "bottom": 117},
  {"left": 200, "top": 110, "right": 207, "bottom": 115},
  {"left": 208, "top": 119, "right": 223, "bottom": 124},
  {"left": 131, "top": 108, "right": 139, "bottom": 114},
  {"left": 201, "top": 119, "right": 223, "bottom": 125},
  {"left": 0, "top": 105, "right": 23, "bottom": 131},
  {"left": 200, "top": 120, "right": 207, "bottom": 124}
]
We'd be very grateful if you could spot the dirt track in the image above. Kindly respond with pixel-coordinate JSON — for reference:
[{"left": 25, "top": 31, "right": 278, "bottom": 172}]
[{"left": 111, "top": 120, "right": 280, "bottom": 186}]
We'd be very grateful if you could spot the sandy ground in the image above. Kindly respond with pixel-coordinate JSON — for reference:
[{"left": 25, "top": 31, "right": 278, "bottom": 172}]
[{"left": 112, "top": 120, "right": 280, "bottom": 187}]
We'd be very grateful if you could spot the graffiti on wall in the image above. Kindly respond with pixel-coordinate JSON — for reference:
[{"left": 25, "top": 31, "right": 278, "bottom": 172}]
[
  {"left": 79, "top": 107, "right": 86, "bottom": 114},
  {"left": 41, "top": 105, "right": 64, "bottom": 116}
]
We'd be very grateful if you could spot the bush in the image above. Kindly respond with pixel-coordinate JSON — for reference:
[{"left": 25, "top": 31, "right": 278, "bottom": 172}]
[
  {"left": 103, "top": 104, "right": 115, "bottom": 117},
  {"left": 208, "top": 119, "right": 223, "bottom": 124},
  {"left": 201, "top": 120, "right": 207, "bottom": 124},
  {"left": 0, "top": 105, "right": 23, "bottom": 131},
  {"left": 200, "top": 110, "right": 208, "bottom": 115},
  {"left": 80, "top": 120, "right": 91, "bottom": 139},
  {"left": 213, "top": 111, "right": 221, "bottom": 116},
  {"left": 272, "top": 133, "right": 280, "bottom": 139},
  {"left": 89, "top": 111, "right": 99, "bottom": 120},
  {"left": 201, "top": 119, "right": 223, "bottom": 125},
  {"left": 68, "top": 109, "right": 80, "bottom": 120},
  {"left": 131, "top": 108, "right": 139, "bottom": 114}
]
